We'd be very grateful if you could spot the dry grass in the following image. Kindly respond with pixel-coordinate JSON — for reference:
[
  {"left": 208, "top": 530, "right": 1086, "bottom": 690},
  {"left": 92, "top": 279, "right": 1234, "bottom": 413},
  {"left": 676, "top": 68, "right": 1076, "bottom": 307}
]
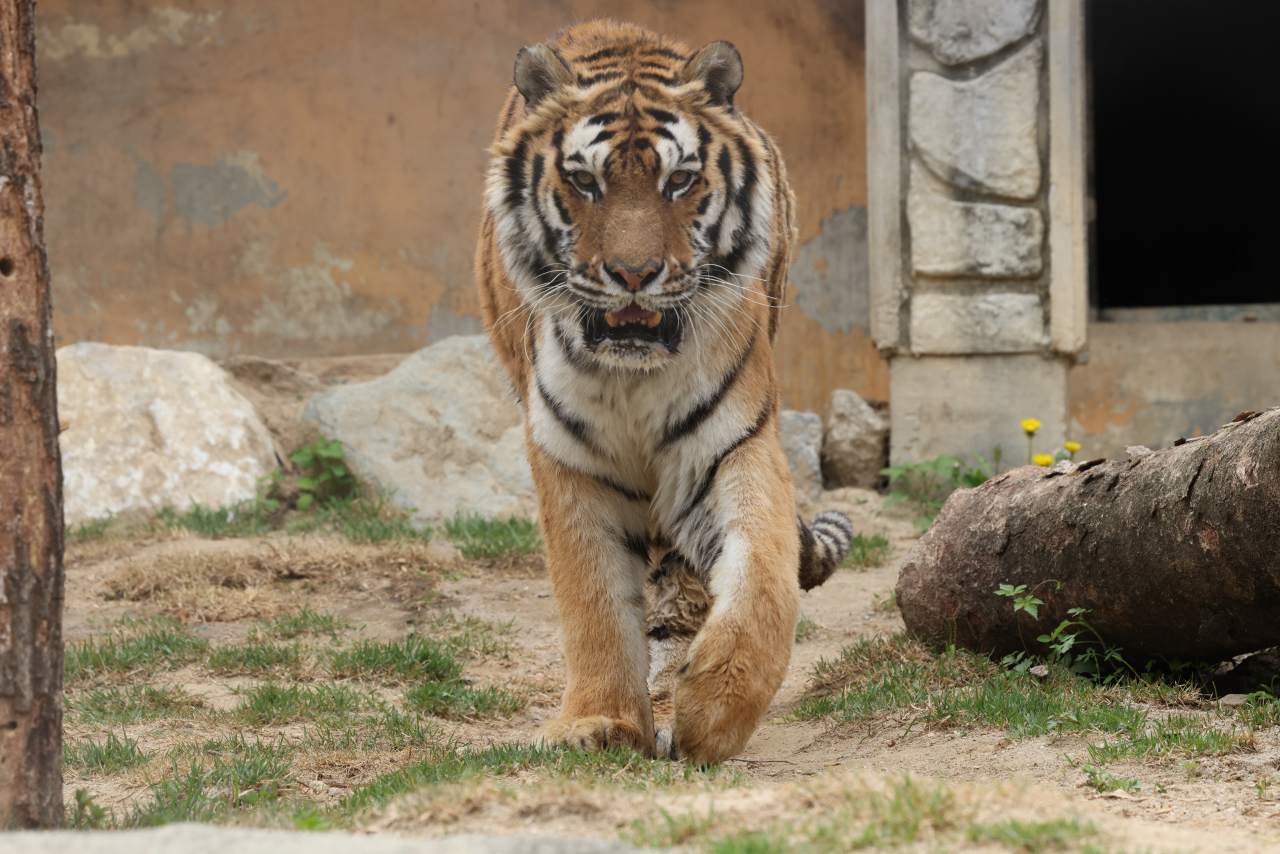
[{"left": 102, "top": 539, "right": 451, "bottom": 622}]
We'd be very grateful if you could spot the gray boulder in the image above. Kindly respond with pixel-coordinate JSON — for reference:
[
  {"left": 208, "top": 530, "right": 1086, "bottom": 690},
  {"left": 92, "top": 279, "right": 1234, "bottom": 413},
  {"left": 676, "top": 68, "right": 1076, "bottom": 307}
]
[
  {"left": 302, "top": 335, "right": 535, "bottom": 524},
  {"left": 821, "top": 389, "right": 887, "bottom": 489},
  {"left": 58, "top": 343, "right": 279, "bottom": 525},
  {"left": 778, "top": 409, "right": 823, "bottom": 502}
]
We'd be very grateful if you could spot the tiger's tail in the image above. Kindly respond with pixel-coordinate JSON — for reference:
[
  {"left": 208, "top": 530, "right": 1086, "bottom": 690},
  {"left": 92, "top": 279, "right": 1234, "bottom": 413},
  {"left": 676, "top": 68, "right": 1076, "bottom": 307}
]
[{"left": 796, "top": 511, "right": 855, "bottom": 591}]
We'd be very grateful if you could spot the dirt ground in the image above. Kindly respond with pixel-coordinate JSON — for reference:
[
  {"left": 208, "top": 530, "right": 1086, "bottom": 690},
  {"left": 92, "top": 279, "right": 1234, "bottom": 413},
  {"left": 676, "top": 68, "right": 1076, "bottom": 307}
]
[{"left": 61, "top": 493, "right": 1280, "bottom": 851}]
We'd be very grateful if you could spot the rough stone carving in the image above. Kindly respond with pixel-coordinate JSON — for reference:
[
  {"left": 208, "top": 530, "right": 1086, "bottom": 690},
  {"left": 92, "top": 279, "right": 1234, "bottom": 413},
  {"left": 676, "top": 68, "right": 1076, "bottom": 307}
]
[
  {"left": 910, "top": 40, "right": 1042, "bottom": 199},
  {"left": 907, "top": 163, "right": 1043, "bottom": 277},
  {"left": 58, "top": 343, "right": 278, "bottom": 525},
  {"left": 778, "top": 410, "right": 823, "bottom": 502},
  {"left": 820, "top": 390, "right": 887, "bottom": 489},
  {"left": 910, "top": 292, "right": 1046, "bottom": 354},
  {"left": 302, "top": 335, "right": 536, "bottom": 524},
  {"left": 909, "top": 0, "right": 1041, "bottom": 66}
]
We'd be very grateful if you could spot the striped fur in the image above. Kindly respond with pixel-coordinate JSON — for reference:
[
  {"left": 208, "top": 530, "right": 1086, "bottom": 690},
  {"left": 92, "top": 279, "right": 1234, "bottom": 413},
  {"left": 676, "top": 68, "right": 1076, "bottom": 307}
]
[
  {"left": 475, "top": 20, "right": 839, "bottom": 764},
  {"left": 798, "top": 511, "right": 856, "bottom": 591}
]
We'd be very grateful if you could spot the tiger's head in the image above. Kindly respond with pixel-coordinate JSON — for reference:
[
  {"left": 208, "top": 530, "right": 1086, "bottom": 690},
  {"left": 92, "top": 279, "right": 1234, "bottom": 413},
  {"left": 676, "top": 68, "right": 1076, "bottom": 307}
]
[{"left": 484, "top": 25, "right": 780, "bottom": 370}]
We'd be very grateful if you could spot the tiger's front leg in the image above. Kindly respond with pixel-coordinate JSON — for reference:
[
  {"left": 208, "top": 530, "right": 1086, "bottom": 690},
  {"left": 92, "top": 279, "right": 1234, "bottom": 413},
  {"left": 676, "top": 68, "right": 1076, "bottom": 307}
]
[
  {"left": 669, "top": 423, "right": 801, "bottom": 765},
  {"left": 528, "top": 443, "right": 656, "bottom": 757}
]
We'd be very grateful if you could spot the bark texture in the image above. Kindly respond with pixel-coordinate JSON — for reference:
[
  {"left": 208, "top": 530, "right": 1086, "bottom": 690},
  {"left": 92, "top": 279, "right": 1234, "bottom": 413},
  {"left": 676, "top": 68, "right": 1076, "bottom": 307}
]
[
  {"left": 897, "top": 408, "right": 1280, "bottom": 664},
  {"left": 0, "top": 0, "right": 64, "bottom": 829}
]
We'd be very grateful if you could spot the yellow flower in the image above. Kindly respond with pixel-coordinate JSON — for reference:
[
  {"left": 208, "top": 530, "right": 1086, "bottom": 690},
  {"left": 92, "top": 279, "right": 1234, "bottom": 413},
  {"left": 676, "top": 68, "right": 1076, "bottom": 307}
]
[
  {"left": 1020, "top": 418, "right": 1041, "bottom": 435},
  {"left": 1033, "top": 454, "right": 1054, "bottom": 467},
  {"left": 1064, "top": 441, "right": 1081, "bottom": 453}
]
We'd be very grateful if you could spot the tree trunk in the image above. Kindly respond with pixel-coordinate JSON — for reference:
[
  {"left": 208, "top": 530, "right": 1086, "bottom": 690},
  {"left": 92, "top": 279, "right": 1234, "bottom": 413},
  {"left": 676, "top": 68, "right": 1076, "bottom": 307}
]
[
  {"left": 896, "top": 408, "right": 1280, "bottom": 665},
  {"left": 0, "top": 0, "right": 64, "bottom": 829}
]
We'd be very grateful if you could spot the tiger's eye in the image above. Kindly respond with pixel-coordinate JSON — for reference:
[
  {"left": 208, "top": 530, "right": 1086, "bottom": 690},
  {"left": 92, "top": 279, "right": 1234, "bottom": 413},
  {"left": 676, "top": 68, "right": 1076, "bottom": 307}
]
[
  {"left": 574, "top": 170, "right": 596, "bottom": 186},
  {"left": 669, "top": 170, "right": 690, "bottom": 185}
]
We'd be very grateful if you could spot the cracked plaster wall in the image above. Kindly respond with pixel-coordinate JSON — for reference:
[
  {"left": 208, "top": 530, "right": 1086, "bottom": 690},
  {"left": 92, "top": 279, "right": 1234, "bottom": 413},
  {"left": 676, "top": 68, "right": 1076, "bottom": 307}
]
[{"left": 38, "top": 0, "right": 882, "bottom": 412}]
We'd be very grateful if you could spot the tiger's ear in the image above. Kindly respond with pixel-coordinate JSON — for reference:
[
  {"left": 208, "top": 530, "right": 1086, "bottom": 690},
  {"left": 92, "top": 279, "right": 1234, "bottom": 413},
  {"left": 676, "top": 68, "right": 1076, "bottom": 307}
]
[
  {"left": 682, "top": 41, "right": 743, "bottom": 107},
  {"left": 514, "top": 43, "right": 574, "bottom": 108}
]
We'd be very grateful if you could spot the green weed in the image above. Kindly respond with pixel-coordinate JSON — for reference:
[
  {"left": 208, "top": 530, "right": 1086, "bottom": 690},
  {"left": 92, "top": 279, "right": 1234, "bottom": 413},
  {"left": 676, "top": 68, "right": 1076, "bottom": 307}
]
[
  {"left": 66, "top": 789, "right": 112, "bottom": 829},
  {"left": 155, "top": 497, "right": 277, "bottom": 539},
  {"left": 843, "top": 533, "right": 891, "bottom": 570},
  {"left": 329, "top": 635, "right": 461, "bottom": 683},
  {"left": 68, "top": 515, "right": 114, "bottom": 543},
  {"left": 257, "top": 604, "right": 350, "bottom": 640},
  {"left": 421, "top": 611, "right": 515, "bottom": 660},
  {"left": 67, "top": 684, "right": 202, "bottom": 724},
  {"left": 64, "top": 729, "right": 147, "bottom": 774},
  {"left": 301, "top": 705, "right": 436, "bottom": 752},
  {"left": 795, "top": 614, "right": 818, "bottom": 642},
  {"left": 207, "top": 641, "right": 302, "bottom": 675},
  {"left": 290, "top": 437, "right": 357, "bottom": 510},
  {"left": 127, "top": 736, "right": 293, "bottom": 826},
  {"left": 403, "top": 679, "right": 525, "bottom": 718},
  {"left": 1081, "top": 764, "right": 1141, "bottom": 793},
  {"left": 443, "top": 513, "right": 541, "bottom": 559},
  {"left": 1086, "top": 712, "right": 1249, "bottom": 762},
  {"left": 65, "top": 618, "right": 209, "bottom": 685},
  {"left": 318, "top": 495, "right": 431, "bottom": 544},
  {"left": 233, "top": 682, "right": 366, "bottom": 725},
  {"left": 967, "top": 816, "right": 1096, "bottom": 852}
]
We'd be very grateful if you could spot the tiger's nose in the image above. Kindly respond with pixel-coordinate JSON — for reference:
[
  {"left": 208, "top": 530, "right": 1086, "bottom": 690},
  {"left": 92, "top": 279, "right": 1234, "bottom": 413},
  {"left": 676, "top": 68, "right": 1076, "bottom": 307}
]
[{"left": 608, "top": 261, "right": 661, "bottom": 293}]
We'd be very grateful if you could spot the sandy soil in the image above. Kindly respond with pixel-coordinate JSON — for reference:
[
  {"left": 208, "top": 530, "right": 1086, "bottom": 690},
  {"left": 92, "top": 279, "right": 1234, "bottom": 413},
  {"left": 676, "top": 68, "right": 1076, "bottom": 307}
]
[{"left": 60, "top": 496, "right": 1280, "bottom": 851}]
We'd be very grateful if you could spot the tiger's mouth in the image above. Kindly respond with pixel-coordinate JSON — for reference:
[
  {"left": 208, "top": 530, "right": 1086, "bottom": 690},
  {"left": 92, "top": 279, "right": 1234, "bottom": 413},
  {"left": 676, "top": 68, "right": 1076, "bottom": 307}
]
[{"left": 582, "top": 301, "right": 681, "bottom": 351}]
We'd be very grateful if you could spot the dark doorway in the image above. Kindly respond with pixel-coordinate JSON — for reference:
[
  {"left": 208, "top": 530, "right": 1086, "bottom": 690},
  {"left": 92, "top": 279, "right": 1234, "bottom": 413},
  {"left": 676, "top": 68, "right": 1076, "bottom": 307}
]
[{"left": 1088, "top": 0, "right": 1280, "bottom": 310}]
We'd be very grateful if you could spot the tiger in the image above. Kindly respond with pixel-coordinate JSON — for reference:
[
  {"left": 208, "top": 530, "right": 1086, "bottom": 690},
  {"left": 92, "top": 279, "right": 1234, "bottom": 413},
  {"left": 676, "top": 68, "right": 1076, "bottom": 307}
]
[{"left": 475, "top": 19, "right": 854, "bottom": 764}]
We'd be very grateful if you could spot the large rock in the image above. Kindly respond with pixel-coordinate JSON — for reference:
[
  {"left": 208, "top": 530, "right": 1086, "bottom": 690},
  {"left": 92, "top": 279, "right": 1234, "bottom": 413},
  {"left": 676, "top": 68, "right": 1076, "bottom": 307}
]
[
  {"left": 221, "top": 356, "right": 326, "bottom": 461},
  {"left": 821, "top": 390, "right": 887, "bottom": 489},
  {"left": 909, "top": 0, "right": 1042, "bottom": 66},
  {"left": 58, "top": 343, "right": 279, "bottom": 525},
  {"left": 302, "top": 335, "right": 535, "bottom": 524},
  {"left": 907, "top": 162, "right": 1043, "bottom": 277},
  {"left": 778, "top": 410, "right": 823, "bottom": 502},
  {"left": 910, "top": 41, "right": 1042, "bottom": 200}
]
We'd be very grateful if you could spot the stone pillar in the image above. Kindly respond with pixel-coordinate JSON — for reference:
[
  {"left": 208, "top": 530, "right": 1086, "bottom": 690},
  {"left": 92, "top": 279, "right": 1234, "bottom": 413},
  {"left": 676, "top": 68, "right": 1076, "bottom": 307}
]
[{"left": 867, "top": 0, "right": 1087, "bottom": 464}]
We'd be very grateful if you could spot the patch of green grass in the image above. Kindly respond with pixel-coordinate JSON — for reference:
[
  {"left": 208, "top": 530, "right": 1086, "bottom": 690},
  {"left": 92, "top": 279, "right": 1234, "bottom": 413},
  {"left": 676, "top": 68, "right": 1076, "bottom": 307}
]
[
  {"left": 342, "top": 743, "right": 738, "bottom": 816},
  {"left": 232, "top": 682, "right": 366, "bottom": 725},
  {"left": 1085, "top": 711, "right": 1249, "bottom": 763},
  {"left": 791, "top": 634, "right": 1148, "bottom": 741},
  {"left": 329, "top": 635, "right": 461, "bottom": 683},
  {"left": 302, "top": 705, "right": 437, "bottom": 752},
  {"left": 68, "top": 515, "right": 114, "bottom": 543},
  {"left": 872, "top": 590, "right": 897, "bottom": 613},
  {"left": 403, "top": 679, "right": 525, "bottom": 718},
  {"left": 795, "top": 614, "right": 818, "bottom": 642},
  {"left": 421, "top": 611, "right": 516, "bottom": 660},
  {"left": 65, "top": 618, "right": 209, "bottom": 685},
  {"left": 155, "top": 498, "right": 277, "bottom": 539},
  {"left": 843, "top": 533, "right": 891, "bottom": 570},
  {"left": 257, "top": 604, "right": 350, "bottom": 640},
  {"left": 1080, "top": 764, "right": 1141, "bottom": 793},
  {"left": 67, "top": 685, "right": 202, "bottom": 724},
  {"left": 443, "top": 513, "right": 541, "bottom": 559},
  {"left": 967, "top": 817, "right": 1096, "bottom": 852},
  {"left": 64, "top": 729, "right": 147, "bottom": 774},
  {"left": 126, "top": 735, "right": 293, "bottom": 826},
  {"left": 207, "top": 641, "right": 302, "bottom": 675},
  {"left": 323, "top": 495, "right": 432, "bottom": 544}
]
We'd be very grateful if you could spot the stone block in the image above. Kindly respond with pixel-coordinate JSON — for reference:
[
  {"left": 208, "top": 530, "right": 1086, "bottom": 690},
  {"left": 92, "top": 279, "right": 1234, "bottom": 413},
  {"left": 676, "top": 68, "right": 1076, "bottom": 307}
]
[
  {"left": 909, "top": 0, "right": 1042, "bottom": 65},
  {"left": 778, "top": 409, "right": 823, "bottom": 502},
  {"left": 910, "top": 40, "right": 1042, "bottom": 199},
  {"left": 908, "top": 162, "right": 1043, "bottom": 277},
  {"left": 58, "top": 343, "right": 278, "bottom": 525},
  {"left": 910, "top": 292, "right": 1046, "bottom": 354},
  {"left": 890, "top": 353, "right": 1069, "bottom": 465},
  {"left": 302, "top": 335, "right": 535, "bottom": 524},
  {"left": 820, "top": 390, "right": 887, "bottom": 489},
  {"left": 221, "top": 356, "right": 326, "bottom": 460}
]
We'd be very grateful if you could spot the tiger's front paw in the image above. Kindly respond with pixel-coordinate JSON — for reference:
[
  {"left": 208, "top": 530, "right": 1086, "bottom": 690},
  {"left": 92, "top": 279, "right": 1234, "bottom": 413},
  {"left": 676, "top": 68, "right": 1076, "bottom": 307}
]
[
  {"left": 534, "top": 716, "right": 652, "bottom": 755},
  {"left": 672, "top": 622, "right": 789, "bottom": 765}
]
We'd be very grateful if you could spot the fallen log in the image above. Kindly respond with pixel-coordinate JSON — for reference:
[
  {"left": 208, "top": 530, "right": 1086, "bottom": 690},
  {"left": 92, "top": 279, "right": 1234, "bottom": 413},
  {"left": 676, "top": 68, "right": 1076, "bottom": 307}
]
[{"left": 896, "top": 407, "right": 1280, "bottom": 664}]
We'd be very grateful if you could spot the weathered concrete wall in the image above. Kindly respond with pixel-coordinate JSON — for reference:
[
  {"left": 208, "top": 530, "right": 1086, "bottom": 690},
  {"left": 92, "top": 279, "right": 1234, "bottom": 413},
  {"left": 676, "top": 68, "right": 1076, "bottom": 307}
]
[
  {"left": 37, "top": 0, "right": 885, "bottom": 413},
  {"left": 1068, "top": 322, "right": 1280, "bottom": 460}
]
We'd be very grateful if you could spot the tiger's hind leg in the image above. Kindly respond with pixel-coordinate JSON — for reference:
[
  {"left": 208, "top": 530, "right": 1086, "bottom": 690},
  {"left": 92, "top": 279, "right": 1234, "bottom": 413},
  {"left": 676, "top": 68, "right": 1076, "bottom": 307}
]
[{"left": 645, "top": 550, "right": 710, "bottom": 759}]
